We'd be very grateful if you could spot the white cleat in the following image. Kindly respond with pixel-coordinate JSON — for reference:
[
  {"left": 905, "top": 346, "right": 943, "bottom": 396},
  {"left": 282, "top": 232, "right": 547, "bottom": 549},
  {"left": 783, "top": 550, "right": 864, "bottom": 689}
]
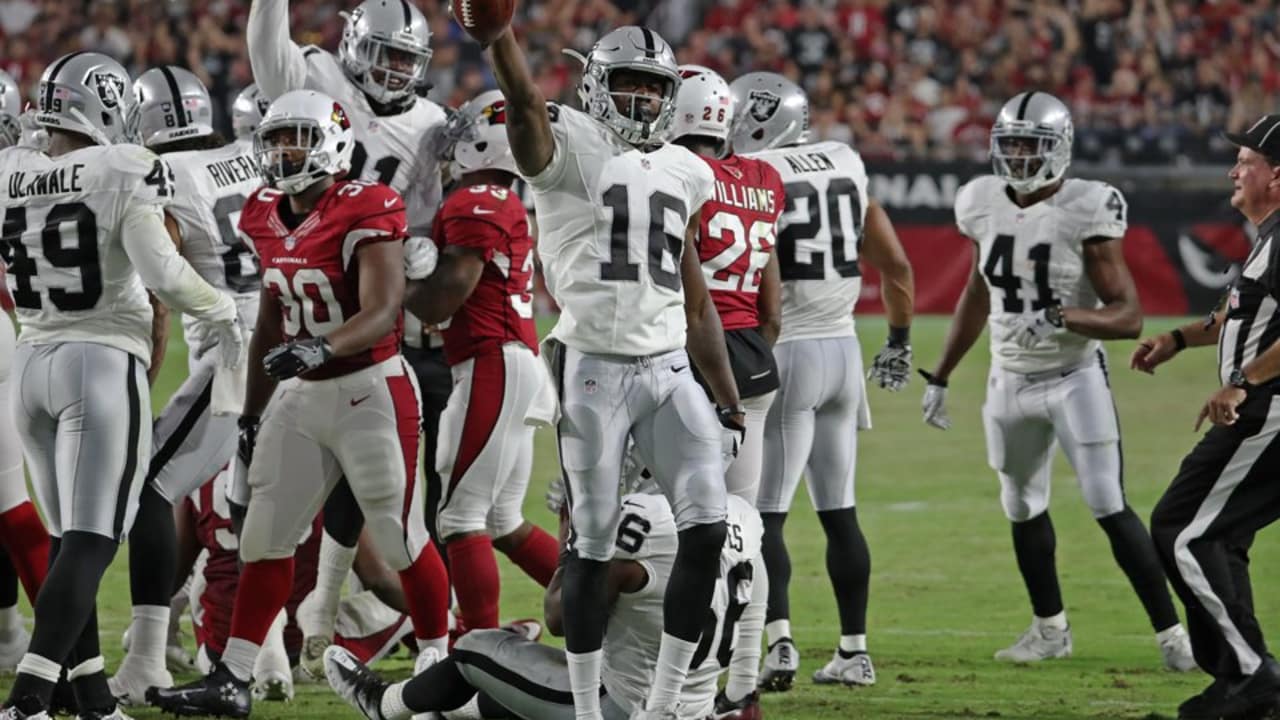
[
  {"left": 324, "top": 646, "right": 387, "bottom": 720},
  {"left": 412, "top": 647, "right": 443, "bottom": 720},
  {"left": 0, "top": 625, "right": 31, "bottom": 674},
  {"left": 75, "top": 708, "right": 135, "bottom": 720},
  {"left": 252, "top": 668, "right": 295, "bottom": 702},
  {"left": 1159, "top": 625, "right": 1199, "bottom": 672},
  {"left": 994, "top": 623, "right": 1072, "bottom": 663},
  {"left": 0, "top": 706, "right": 49, "bottom": 719},
  {"left": 758, "top": 637, "right": 799, "bottom": 693},
  {"left": 812, "top": 650, "right": 876, "bottom": 686},
  {"left": 298, "top": 634, "right": 332, "bottom": 682},
  {"left": 108, "top": 662, "right": 173, "bottom": 706}
]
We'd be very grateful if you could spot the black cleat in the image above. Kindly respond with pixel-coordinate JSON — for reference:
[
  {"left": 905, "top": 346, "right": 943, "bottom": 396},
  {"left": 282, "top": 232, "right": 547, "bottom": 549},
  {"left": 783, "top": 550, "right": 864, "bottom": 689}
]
[
  {"left": 1179, "top": 677, "right": 1230, "bottom": 720},
  {"left": 322, "top": 646, "right": 388, "bottom": 720},
  {"left": 146, "top": 662, "right": 251, "bottom": 718},
  {"left": 1219, "top": 661, "right": 1280, "bottom": 720}
]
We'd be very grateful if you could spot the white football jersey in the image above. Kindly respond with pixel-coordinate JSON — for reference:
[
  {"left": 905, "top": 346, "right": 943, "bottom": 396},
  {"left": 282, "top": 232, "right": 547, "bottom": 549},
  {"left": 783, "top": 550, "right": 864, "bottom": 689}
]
[
  {"left": 748, "top": 141, "right": 869, "bottom": 343},
  {"left": 0, "top": 144, "right": 172, "bottom": 361},
  {"left": 165, "top": 143, "right": 263, "bottom": 297},
  {"left": 527, "top": 105, "right": 715, "bottom": 357},
  {"left": 955, "top": 175, "right": 1128, "bottom": 373}
]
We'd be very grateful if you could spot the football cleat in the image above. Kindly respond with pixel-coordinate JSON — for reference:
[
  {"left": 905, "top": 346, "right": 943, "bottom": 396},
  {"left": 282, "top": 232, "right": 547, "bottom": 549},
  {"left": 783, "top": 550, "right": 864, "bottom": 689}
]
[
  {"left": 1160, "top": 625, "right": 1199, "bottom": 673},
  {"left": 0, "top": 625, "right": 30, "bottom": 673},
  {"left": 994, "top": 623, "right": 1072, "bottom": 663},
  {"left": 146, "top": 662, "right": 251, "bottom": 718},
  {"left": 74, "top": 707, "right": 136, "bottom": 720},
  {"left": 758, "top": 638, "right": 799, "bottom": 692},
  {"left": 712, "top": 689, "right": 762, "bottom": 720},
  {"left": 628, "top": 707, "right": 677, "bottom": 720},
  {"left": 410, "top": 647, "right": 443, "bottom": 720},
  {"left": 108, "top": 662, "right": 173, "bottom": 707},
  {"left": 323, "top": 646, "right": 388, "bottom": 720},
  {"left": 812, "top": 650, "right": 876, "bottom": 687},
  {"left": 251, "top": 669, "right": 294, "bottom": 703},
  {"left": 299, "top": 635, "right": 332, "bottom": 682},
  {"left": 0, "top": 699, "right": 50, "bottom": 719},
  {"left": 502, "top": 619, "right": 543, "bottom": 643}
]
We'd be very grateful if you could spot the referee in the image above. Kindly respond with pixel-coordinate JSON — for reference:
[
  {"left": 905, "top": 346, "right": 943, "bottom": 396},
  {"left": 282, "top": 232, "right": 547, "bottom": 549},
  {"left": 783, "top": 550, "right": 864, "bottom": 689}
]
[{"left": 1131, "top": 114, "right": 1280, "bottom": 720}]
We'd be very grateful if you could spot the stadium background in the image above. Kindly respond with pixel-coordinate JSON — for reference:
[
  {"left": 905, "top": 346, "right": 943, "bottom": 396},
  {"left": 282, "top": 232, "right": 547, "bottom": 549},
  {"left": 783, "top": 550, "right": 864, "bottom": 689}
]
[{"left": 2, "top": 0, "right": 1279, "bottom": 718}]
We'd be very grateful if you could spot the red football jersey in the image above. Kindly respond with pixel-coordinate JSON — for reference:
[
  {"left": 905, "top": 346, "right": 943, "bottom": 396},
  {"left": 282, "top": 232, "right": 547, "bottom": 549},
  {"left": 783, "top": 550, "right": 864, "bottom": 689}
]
[
  {"left": 432, "top": 183, "right": 538, "bottom": 366},
  {"left": 697, "top": 155, "right": 785, "bottom": 330},
  {"left": 239, "top": 179, "right": 408, "bottom": 380}
]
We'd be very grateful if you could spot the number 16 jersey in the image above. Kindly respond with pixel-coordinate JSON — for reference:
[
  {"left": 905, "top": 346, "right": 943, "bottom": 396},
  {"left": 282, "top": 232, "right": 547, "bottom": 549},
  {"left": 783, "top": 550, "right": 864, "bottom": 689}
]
[{"left": 954, "top": 175, "right": 1128, "bottom": 373}]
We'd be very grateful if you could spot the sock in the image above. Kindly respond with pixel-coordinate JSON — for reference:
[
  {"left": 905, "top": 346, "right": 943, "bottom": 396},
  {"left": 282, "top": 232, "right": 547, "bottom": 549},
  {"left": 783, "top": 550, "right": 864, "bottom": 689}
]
[
  {"left": 502, "top": 526, "right": 559, "bottom": 587},
  {"left": 253, "top": 609, "right": 290, "bottom": 682},
  {"left": 222, "top": 638, "right": 260, "bottom": 683},
  {"left": 765, "top": 619, "right": 792, "bottom": 646},
  {"left": 1097, "top": 507, "right": 1181, "bottom": 632},
  {"left": 1035, "top": 611, "right": 1068, "bottom": 632},
  {"left": 442, "top": 695, "right": 482, "bottom": 720},
  {"left": 0, "top": 502, "right": 50, "bottom": 606},
  {"left": 565, "top": 650, "right": 602, "bottom": 720},
  {"left": 9, "top": 652, "right": 61, "bottom": 708},
  {"left": 0, "top": 554, "right": 17, "bottom": 611},
  {"left": 760, "top": 513, "right": 791, "bottom": 627},
  {"left": 68, "top": 655, "right": 114, "bottom": 713},
  {"left": 227, "top": 556, "right": 295, "bottom": 668},
  {"left": 1011, "top": 513, "right": 1064, "bottom": 618},
  {"left": 1156, "top": 624, "right": 1184, "bottom": 643},
  {"left": 127, "top": 485, "right": 178, "bottom": 608},
  {"left": 380, "top": 681, "right": 413, "bottom": 720},
  {"left": 664, "top": 523, "right": 727, "bottom": 642},
  {"left": 0, "top": 603, "right": 19, "bottom": 636},
  {"left": 561, "top": 556, "right": 609, "bottom": 652},
  {"left": 645, "top": 633, "right": 697, "bottom": 711},
  {"left": 417, "top": 635, "right": 448, "bottom": 658},
  {"left": 122, "top": 605, "right": 170, "bottom": 671},
  {"left": 303, "top": 531, "right": 358, "bottom": 639},
  {"left": 838, "top": 634, "right": 867, "bottom": 656},
  {"left": 398, "top": 544, "right": 451, "bottom": 644},
  {"left": 817, "top": 508, "right": 871, "bottom": 636},
  {"left": 447, "top": 535, "right": 501, "bottom": 631},
  {"left": 399, "top": 656, "right": 479, "bottom": 714}
]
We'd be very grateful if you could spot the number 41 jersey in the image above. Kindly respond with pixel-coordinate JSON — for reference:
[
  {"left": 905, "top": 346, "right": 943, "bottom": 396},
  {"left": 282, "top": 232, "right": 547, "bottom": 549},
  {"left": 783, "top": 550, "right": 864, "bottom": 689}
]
[{"left": 955, "top": 175, "right": 1128, "bottom": 373}]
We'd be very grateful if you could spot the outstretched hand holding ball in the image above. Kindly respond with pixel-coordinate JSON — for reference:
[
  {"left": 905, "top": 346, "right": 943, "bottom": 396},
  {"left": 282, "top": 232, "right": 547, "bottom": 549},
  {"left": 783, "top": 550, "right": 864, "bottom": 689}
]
[{"left": 451, "top": 0, "right": 516, "bottom": 45}]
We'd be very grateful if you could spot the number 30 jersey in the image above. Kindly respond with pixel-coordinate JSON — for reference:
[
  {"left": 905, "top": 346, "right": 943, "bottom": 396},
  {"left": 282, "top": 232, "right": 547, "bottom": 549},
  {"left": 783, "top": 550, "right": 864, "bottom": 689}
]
[
  {"left": 0, "top": 144, "right": 173, "bottom": 361},
  {"left": 955, "top": 175, "right": 1128, "bottom": 373},
  {"left": 747, "top": 141, "right": 869, "bottom": 343},
  {"left": 526, "top": 105, "right": 714, "bottom": 357}
]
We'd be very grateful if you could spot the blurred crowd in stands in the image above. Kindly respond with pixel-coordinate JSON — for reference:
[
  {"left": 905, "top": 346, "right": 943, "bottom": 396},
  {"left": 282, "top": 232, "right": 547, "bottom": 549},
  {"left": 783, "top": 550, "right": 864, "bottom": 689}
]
[{"left": 1, "top": 0, "right": 1276, "bottom": 164}]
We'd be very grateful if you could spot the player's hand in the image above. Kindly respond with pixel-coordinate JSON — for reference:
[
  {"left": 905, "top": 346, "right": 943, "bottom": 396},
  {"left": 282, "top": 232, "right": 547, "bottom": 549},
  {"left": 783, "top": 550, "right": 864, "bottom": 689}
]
[
  {"left": 1195, "top": 385, "right": 1247, "bottom": 430},
  {"left": 545, "top": 475, "right": 567, "bottom": 515},
  {"left": 919, "top": 369, "right": 952, "bottom": 430},
  {"left": 717, "top": 405, "right": 747, "bottom": 461},
  {"left": 1131, "top": 333, "right": 1179, "bottom": 374},
  {"left": 1009, "top": 304, "right": 1065, "bottom": 350},
  {"left": 711, "top": 689, "right": 761, "bottom": 720},
  {"left": 212, "top": 316, "right": 245, "bottom": 370},
  {"left": 404, "top": 236, "right": 439, "bottom": 280},
  {"left": 263, "top": 337, "right": 333, "bottom": 379},
  {"left": 868, "top": 340, "right": 912, "bottom": 392}
]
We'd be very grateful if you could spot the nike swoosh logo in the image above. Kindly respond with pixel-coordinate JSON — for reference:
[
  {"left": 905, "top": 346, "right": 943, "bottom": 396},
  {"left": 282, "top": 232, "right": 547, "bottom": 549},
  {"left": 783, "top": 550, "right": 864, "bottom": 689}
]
[
  {"left": 473, "top": 206, "right": 496, "bottom": 215},
  {"left": 350, "top": 395, "right": 372, "bottom": 407},
  {"left": 384, "top": 198, "right": 397, "bottom": 208},
  {"left": 749, "top": 370, "right": 771, "bottom": 379},
  {"left": 672, "top": 365, "right": 687, "bottom": 373}
]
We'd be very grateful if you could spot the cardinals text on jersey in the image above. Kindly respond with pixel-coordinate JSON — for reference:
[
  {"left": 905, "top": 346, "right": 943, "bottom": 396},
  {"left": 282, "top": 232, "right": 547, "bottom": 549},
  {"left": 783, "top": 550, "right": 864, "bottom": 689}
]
[
  {"left": 238, "top": 179, "right": 408, "bottom": 379},
  {"left": 525, "top": 105, "right": 715, "bottom": 357},
  {"left": 747, "top": 141, "right": 869, "bottom": 343},
  {"left": 0, "top": 144, "right": 172, "bottom": 361},
  {"left": 955, "top": 175, "right": 1128, "bottom": 373},
  {"left": 696, "top": 154, "right": 785, "bottom": 330},
  {"left": 432, "top": 183, "right": 538, "bottom": 365}
]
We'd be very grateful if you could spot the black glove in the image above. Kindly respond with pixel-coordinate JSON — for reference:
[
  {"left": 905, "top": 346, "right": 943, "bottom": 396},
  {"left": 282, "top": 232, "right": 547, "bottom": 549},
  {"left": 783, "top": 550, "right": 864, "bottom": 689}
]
[
  {"left": 237, "top": 414, "right": 260, "bottom": 469},
  {"left": 717, "top": 404, "right": 747, "bottom": 460},
  {"left": 263, "top": 337, "right": 333, "bottom": 379}
]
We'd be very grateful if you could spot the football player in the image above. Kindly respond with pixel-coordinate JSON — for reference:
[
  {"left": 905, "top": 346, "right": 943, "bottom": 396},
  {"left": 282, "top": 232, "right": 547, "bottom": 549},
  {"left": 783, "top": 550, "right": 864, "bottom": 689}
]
[
  {"left": 668, "top": 65, "right": 784, "bottom": 505},
  {"left": 323, "top": 492, "right": 766, "bottom": 720},
  {"left": 400, "top": 90, "right": 560, "bottom": 634},
  {"left": 0, "top": 52, "right": 241, "bottom": 720},
  {"left": 918, "top": 91, "right": 1195, "bottom": 670},
  {"left": 110, "top": 65, "right": 265, "bottom": 705},
  {"left": 148, "top": 90, "right": 449, "bottom": 718},
  {"left": 480, "top": 23, "right": 746, "bottom": 720},
  {"left": 729, "top": 72, "right": 915, "bottom": 690},
  {"left": 230, "top": 84, "right": 269, "bottom": 150}
]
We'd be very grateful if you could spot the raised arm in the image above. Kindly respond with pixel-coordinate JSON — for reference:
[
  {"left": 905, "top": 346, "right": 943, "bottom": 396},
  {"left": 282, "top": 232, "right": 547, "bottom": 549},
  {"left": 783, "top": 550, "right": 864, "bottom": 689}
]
[
  {"left": 246, "top": 0, "right": 310, "bottom": 99},
  {"left": 485, "top": 29, "right": 555, "bottom": 177}
]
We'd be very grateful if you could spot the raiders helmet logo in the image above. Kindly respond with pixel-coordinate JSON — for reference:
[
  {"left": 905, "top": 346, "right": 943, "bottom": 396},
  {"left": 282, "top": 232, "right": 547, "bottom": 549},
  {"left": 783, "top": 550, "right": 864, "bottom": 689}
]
[
  {"left": 90, "top": 71, "right": 126, "bottom": 110},
  {"left": 748, "top": 90, "right": 781, "bottom": 123},
  {"left": 256, "top": 96, "right": 271, "bottom": 116}
]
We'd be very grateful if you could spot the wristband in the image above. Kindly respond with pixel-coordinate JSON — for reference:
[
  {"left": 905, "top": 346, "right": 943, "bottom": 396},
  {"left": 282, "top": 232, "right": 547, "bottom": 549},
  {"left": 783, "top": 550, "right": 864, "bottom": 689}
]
[
  {"left": 1170, "top": 328, "right": 1187, "bottom": 352},
  {"left": 918, "top": 369, "right": 947, "bottom": 388},
  {"left": 888, "top": 325, "right": 910, "bottom": 347}
]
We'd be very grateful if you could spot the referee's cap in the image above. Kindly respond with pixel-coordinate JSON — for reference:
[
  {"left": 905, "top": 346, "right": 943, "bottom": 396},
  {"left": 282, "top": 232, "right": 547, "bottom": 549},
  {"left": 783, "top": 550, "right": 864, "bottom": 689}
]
[{"left": 1223, "top": 114, "right": 1280, "bottom": 164}]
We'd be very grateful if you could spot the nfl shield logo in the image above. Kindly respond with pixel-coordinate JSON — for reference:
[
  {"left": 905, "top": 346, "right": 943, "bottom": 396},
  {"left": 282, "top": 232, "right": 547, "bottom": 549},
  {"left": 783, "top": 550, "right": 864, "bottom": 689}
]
[
  {"left": 748, "top": 90, "right": 781, "bottom": 123},
  {"left": 284, "top": 235, "right": 297, "bottom": 251},
  {"left": 584, "top": 379, "right": 598, "bottom": 395},
  {"left": 90, "top": 72, "right": 126, "bottom": 109}
]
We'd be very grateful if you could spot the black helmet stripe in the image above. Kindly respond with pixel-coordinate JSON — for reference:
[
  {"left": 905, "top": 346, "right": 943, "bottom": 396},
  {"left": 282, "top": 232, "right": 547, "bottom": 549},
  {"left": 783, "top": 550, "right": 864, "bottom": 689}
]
[
  {"left": 43, "top": 51, "right": 88, "bottom": 111},
  {"left": 399, "top": 0, "right": 412, "bottom": 26},
  {"left": 158, "top": 66, "right": 188, "bottom": 128},
  {"left": 1016, "top": 91, "right": 1037, "bottom": 121},
  {"left": 640, "top": 27, "right": 657, "bottom": 59}
]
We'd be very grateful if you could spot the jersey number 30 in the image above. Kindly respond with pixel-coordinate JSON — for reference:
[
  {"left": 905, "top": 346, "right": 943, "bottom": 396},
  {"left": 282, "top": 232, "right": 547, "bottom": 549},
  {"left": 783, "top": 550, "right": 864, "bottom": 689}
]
[{"left": 261, "top": 267, "right": 346, "bottom": 337}]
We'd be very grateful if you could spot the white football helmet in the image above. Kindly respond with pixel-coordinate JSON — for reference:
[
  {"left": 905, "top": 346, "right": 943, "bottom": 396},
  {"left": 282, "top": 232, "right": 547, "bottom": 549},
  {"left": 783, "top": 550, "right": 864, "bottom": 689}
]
[
  {"left": 232, "top": 83, "right": 271, "bottom": 140},
  {"left": 35, "top": 51, "right": 135, "bottom": 145},
  {"left": 338, "top": 0, "right": 432, "bottom": 106},
  {"left": 0, "top": 69, "right": 20, "bottom": 148},
  {"left": 575, "top": 26, "right": 681, "bottom": 147},
  {"left": 254, "top": 90, "right": 355, "bottom": 195},
  {"left": 668, "top": 64, "right": 734, "bottom": 157},
  {"left": 439, "top": 90, "right": 517, "bottom": 178},
  {"left": 132, "top": 66, "right": 215, "bottom": 148},
  {"left": 728, "top": 72, "right": 809, "bottom": 154},
  {"left": 990, "top": 91, "right": 1073, "bottom": 195}
]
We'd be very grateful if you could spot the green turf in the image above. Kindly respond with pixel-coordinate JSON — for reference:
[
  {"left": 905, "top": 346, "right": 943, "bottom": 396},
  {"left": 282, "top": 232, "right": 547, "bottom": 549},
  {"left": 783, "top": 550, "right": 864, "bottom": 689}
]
[{"left": 3, "top": 316, "right": 1276, "bottom": 719}]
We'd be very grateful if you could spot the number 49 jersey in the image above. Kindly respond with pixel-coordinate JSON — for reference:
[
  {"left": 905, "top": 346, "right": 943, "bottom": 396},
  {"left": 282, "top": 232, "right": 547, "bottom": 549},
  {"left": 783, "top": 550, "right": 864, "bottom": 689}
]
[
  {"left": 747, "top": 141, "right": 869, "bottom": 343},
  {"left": 0, "top": 144, "right": 173, "bottom": 362},
  {"left": 955, "top": 175, "right": 1128, "bottom": 373}
]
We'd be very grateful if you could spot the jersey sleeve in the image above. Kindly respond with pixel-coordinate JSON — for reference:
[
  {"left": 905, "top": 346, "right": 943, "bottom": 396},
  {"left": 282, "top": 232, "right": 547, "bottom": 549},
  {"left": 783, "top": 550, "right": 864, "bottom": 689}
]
[
  {"left": 341, "top": 184, "right": 409, "bottom": 269},
  {"left": 953, "top": 177, "right": 987, "bottom": 240},
  {"left": 524, "top": 103, "right": 573, "bottom": 192},
  {"left": 246, "top": 0, "right": 311, "bottom": 99},
  {"left": 114, "top": 145, "right": 175, "bottom": 211},
  {"left": 1082, "top": 182, "right": 1128, "bottom": 241},
  {"left": 437, "top": 187, "right": 514, "bottom": 260},
  {"left": 759, "top": 161, "right": 786, "bottom": 224},
  {"left": 237, "top": 187, "right": 283, "bottom": 258},
  {"left": 687, "top": 152, "right": 716, "bottom": 215}
]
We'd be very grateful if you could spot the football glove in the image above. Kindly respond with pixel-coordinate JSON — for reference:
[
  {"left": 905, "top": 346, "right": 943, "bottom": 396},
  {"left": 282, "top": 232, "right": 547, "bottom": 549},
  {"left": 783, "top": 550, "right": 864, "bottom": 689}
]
[
  {"left": 263, "top": 337, "right": 333, "bottom": 379},
  {"left": 1008, "top": 303, "right": 1065, "bottom": 351},
  {"left": 404, "top": 236, "right": 439, "bottom": 280},
  {"left": 545, "top": 475, "right": 567, "bottom": 515},
  {"left": 867, "top": 340, "right": 912, "bottom": 392},
  {"left": 718, "top": 404, "right": 747, "bottom": 462},
  {"left": 212, "top": 315, "right": 245, "bottom": 370},
  {"left": 919, "top": 370, "right": 952, "bottom": 430}
]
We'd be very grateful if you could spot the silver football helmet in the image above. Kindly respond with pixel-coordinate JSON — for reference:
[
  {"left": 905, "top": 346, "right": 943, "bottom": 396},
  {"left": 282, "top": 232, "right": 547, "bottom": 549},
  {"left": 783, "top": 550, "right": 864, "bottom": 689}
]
[
  {"left": 232, "top": 84, "right": 271, "bottom": 140},
  {"left": 338, "top": 0, "right": 432, "bottom": 106},
  {"left": 990, "top": 91, "right": 1073, "bottom": 195},
  {"left": 0, "top": 69, "right": 20, "bottom": 148},
  {"left": 728, "top": 72, "right": 809, "bottom": 154},
  {"left": 576, "top": 26, "right": 681, "bottom": 147},
  {"left": 132, "top": 66, "right": 215, "bottom": 149},
  {"left": 35, "top": 51, "right": 135, "bottom": 145}
]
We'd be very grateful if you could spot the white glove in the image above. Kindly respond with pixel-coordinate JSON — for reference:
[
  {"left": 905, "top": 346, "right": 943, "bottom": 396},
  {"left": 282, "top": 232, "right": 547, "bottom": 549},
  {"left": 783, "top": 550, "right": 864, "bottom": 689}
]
[
  {"left": 404, "top": 236, "right": 439, "bottom": 280},
  {"left": 545, "top": 475, "right": 566, "bottom": 515},
  {"left": 867, "top": 342, "right": 912, "bottom": 392},
  {"left": 211, "top": 316, "right": 245, "bottom": 370},
  {"left": 1008, "top": 305, "right": 1066, "bottom": 351},
  {"left": 919, "top": 370, "right": 951, "bottom": 430}
]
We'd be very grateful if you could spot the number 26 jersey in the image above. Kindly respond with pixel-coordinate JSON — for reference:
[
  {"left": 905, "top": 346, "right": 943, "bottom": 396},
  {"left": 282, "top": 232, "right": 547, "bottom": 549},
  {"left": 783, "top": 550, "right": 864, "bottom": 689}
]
[{"left": 955, "top": 175, "right": 1128, "bottom": 373}]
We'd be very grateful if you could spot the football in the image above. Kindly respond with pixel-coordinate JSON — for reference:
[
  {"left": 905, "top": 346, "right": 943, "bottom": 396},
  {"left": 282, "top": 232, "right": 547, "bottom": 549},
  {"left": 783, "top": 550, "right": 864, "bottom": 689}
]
[{"left": 451, "top": 0, "right": 515, "bottom": 46}]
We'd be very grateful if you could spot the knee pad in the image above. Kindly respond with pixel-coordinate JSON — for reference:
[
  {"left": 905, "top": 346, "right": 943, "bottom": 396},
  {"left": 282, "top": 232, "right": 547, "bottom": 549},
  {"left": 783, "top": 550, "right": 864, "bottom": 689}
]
[
  {"left": 567, "top": 493, "right": 619, "bottom": 563},
  {"left": 436, "top": 499, "right": 490, "bottom": 541},
  {"left": 365, "top": 515, "right": 415, "bottom": 572},
  {"left": 999, "top": 473, "right": 1050, "bottom": 523}
]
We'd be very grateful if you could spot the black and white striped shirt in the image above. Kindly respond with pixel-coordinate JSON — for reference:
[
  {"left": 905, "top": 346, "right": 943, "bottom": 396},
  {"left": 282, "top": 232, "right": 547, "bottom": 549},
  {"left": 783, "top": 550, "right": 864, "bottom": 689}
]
[{"left": 1218, "top": 210, "right": 1280, "bottom": 386}]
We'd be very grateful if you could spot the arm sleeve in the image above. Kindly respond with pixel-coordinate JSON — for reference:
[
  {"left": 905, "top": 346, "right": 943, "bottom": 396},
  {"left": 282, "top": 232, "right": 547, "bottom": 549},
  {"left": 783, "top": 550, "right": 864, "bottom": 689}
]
[
  {"left": 121, "top": 201, "right": 236, "bottom": 323},
  {"left": 247, "top": 0, "right": 309, "bottom": 99}
]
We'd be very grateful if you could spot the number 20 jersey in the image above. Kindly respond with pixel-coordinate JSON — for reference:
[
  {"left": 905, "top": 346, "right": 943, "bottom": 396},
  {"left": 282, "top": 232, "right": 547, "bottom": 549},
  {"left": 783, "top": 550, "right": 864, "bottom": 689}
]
[
  {"left": 526, "top": 105, "right": 714, "bottom": 357},
  {"left": 955, "top": 175, "right": 1128, "bottom": 373},
  {"left": 747, "top": 141, "right": 869, "bottom": 343}
]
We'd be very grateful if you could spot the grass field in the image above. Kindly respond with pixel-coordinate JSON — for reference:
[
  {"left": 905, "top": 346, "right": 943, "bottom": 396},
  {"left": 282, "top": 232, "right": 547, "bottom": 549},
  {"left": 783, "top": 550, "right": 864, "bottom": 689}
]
[{"left": 2, "top": 315, "right": 1277, "bottom": 720}]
